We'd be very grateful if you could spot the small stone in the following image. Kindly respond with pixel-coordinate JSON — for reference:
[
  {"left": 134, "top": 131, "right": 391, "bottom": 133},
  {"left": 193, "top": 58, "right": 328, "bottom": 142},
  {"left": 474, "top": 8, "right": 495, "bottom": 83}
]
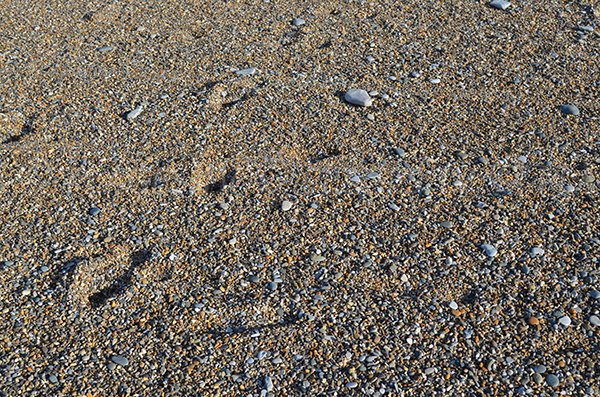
[
  {"left": 559, "top": 104, "right": 580, "bottom": 116},
  {"left": 589, "top": 290, "right": 600, "bottom": 299},
  {"left": 424, "top": 367, "right": 436, "bottom": 375},
  {"left": 281, "top": 200, "right": 293, "bottom": 211},
  {"left": 267, "top": 282, "right": 277, "bottom": 291},
  {"left": 546, "top": 374, "right": 559, "bottom": 387},
  {"left": 311, "top": 254, "right": 326, "bottom": 263},
  {"left": 97, "top": 45, "right": 113, "bottom": 52},
  {"left": 533, "top": 365, "right": 547, "bottom": 374},
  {"left": 125, "top": 104, "right": 143, "bottom": 121},
  {"left": 410, "top": 71, "right": 421, "bottom": 78},
  {"left": 400, "top": 274, "right": 409, "bottom": 282},
  {"left": 517, "top": 155, "right": 528, "bottom": 163},
  {"left": 558, "top": 315, "right": 571, "bottom": 327},
  {"left": 388, "top": 203, "right": 400, "bottom": 211},
  {"left": 531, "top": 247, "right": 545, "bottom": 256},
  {"left": 40, "top": 265, "right": 49, "bottom": 272},
  {"left": 528, "top": 317, "right": 540, "bottom": 326},
  {"left": 481, "top": 244, "right": 498, "bottom": 257},
  {"left": 564, "top": 184, "right": 575, "bottom": 192},
  {"left": 346, "top": 382, "right": 358, "bottom": 389},
  {"left": 366, "top": 113, "right": 375, "bottom": 121},
  {"left": 394, "top": 148, "right": 406, "bottom": 157},
  {"left": 350, "top": 175, "right": 361, "bottom": 183},
  {"left": 533, "top": 373, "right": 543, "bottom": 384},
  {"left": 430, "top": 78, "right": 441, "bottom": 84},
  {"left": 111, "top": 355, "right": 129, "bottom": 366},
  {"left": 89, "top": 207, "right": 101, "bottom": 216},
  {"left": 440, "top": 221, "right": 453, "bottom": 228},
  {"left": 292, "top": 18, "right": 305, "bottom": 26},
  {"left": 235, "top": 67, "right": 256, "bottom": 76},
  {"left": 344, "top": 89, "right": 373, "bottom": 107},
  {"left": 248, "top": 275, "right": 260, "bottom": 283},
  {"left": 48, "top": 375, "right": 58, "bottom": 384},
  {"left": 449, "top": 301, "right": 459, "bottom": 310},
  {"left": 490, "top": 0, "right": 511, "bottom": 10},
  {"left": 589, "top": 315, "right": 600, "bottom": 326}
]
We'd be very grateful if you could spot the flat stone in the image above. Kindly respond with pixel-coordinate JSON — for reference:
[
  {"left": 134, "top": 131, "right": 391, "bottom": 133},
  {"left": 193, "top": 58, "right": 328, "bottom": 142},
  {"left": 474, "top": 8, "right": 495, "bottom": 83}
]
[
  {"left": 546, "top": 374, "right": 559, "bottom": 387},
  {"left": 346, "top": 382, "right": 358, "bottom": 389},
  {"left": 111, "top": 355, "right": 129, "bottom": 366},
  {"left": 236, "top": 67, "right": 256, "bottom": 76},
  {"left": 97, "top": 45, "right": 113, "bottom": 52},
  {"left": 89, "top": 207, "right": 101, "bottom": 216},
  {"left": 589, "top": 290, "right": 600, "bottom": 299},
  {"left": 292, "top": 18, "right": 305, "bottom": 26},
  {"left": 490, "top": 0, "right": 511, "bottom": 10},
  {"left": 344, "top": 89, "right": 373, "bottom": 107},
  {"left": 350, "top": 175, "right": 361, "bottom": 183},
  {"left": 559, "top": 104, "right": 580, "bottom": 116},
  {"left": 533, "top": 365, "right": 546, "bottom": 374},
  {"left": 481, "top": 244, "right": 498, "bottom": 257},
  {"left": 589, "top": 315, "right": 600, "bottom": 326},
  {"left": 281, "top": 200, "right": 293, "bottom": 211}
]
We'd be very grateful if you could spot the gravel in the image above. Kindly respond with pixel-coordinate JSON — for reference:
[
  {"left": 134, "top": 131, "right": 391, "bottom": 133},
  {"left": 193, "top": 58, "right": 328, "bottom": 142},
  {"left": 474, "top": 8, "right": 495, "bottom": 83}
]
[{"left": 0, "top": 0, "right": 598, "bottom": 395}]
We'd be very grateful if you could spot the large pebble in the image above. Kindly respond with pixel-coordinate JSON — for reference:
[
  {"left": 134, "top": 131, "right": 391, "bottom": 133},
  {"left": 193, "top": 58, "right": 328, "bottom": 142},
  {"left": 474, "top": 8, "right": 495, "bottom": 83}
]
[
  {"left": 546, "top": 374, "right": 559, "bottom": 387},
  {"left": 281, "top": 200, "right": 293, "bottom": 211},
  {"left": 111, "top": 355, "right": 129, "bottom": 366},
  {"left": 344, "top": 89, "right": 373, "bottom": 107},
  {"left": 481, "top": 244, "right": 498, "bottom": 257},
  {"left": 558, "top": 315, "right": 571, "bottom": 327},
  {"left": 490, "top": 0, "right": 511, "bottom": 10},
  {"left": 559, "top": 104, "right": 580, "bottom": 116}
]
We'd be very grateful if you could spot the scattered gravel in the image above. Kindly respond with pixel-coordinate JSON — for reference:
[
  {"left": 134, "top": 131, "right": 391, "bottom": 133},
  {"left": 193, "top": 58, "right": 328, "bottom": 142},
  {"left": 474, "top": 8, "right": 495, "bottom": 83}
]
[{"left": 0, "top": 0, "right": 598, "bottom": 395}]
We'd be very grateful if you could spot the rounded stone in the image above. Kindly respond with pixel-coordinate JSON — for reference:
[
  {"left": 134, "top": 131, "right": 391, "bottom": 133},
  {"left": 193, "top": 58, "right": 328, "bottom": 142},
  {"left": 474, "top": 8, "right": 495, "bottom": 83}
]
[
  {"left": 281, "top": 200, "right": 293, "bottom": 211},
  {"left": 344, "top": 89, "right": 373, "bottom": 107},
  {"left": 558, "top": 316, "right": 571, "bottom": 327},
  {"left": 589, "top": 315, "right": 600, "bottom": 326},
  {"left": 559, "top": 104, "right": 580, "bottom": 116},
  {"left": 546, "top": 374, "right": 559, "bottom": 387},
  {"left": 89, "top": 207, "right": 101, "bottom": 216}
]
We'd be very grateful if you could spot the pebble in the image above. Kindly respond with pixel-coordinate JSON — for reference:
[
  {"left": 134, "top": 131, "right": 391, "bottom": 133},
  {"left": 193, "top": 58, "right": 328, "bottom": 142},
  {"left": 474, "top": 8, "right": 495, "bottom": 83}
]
[
  {"left": 533, "top": 365, "right": 547, "bottom": 374},
  {"left": 481, "top": 244, "right": 498, "bottom": 257},
  {"left": 125, "top": 104, "right": 144, "bottom": 121},
  {"left": 430, "top": 78, "right": 441, "bottom": 84},
  {"left": 267, "top": 282, "right": 277, "bottom": 291},
  {"left": 582, "top": 175, "right": 595, "bottom": 183},
  {"left": 394, "top": 148, "right": 406, "bottom": 157},
  {"left": 533, "top": 373, "right": 543, "bottom": 384},
  {"left": 346, "top": 382, "right": 358, "bottom": 389},
  {"left": 264, "top": 376, "right": 274, "bottom": 392},
  {"left": 292, "top": 18, "right": 305, "bottom": 26},
  {"left": 546, "top": 374, "right": 560, "bottom": 387},
  {"left": 97, "top": 45, "right": 113, "bottom": 52},
  {"left": 388, "top": 203, "right": 400, "bottom": 211},
  {"left": 281, "top": 200, "right": 293, "bottom": 211},
  {"left": 589, "top": 290, "right": 600, "bottom": 299},
  {"left": 344, "top": 89, "right": 373, "bottom": 107},
  {"left": 490, "top": 0, "right": 511, "bottom": 10},
  {"left": 350, "top": 175, "right": 361, "bottom": 183},
  {"left": 449, "top": 301, "right": 459, "bottom": 310},
  {"left": 48, "top": 374, "right": 58, "bottom": 384},
  {"left": 559, "top": 104, "right": 579, "bottom": 116},
  {"left": 589, "top": 315, "right": 600, "bottom": 326},
  {"left": 89, "top": 207, "right": 101, "bottom": 216},
  {"left": 111, "top": 355, "right": 129, "bottom": 366},
  {"left": 235, "top": 67, "right": 256, "bottom": 76},
  {"left": 564, "top": 184, "right": 575, "bottom": 192},
  {"left": 558, "top": 315, "right": 571, "bottom": 327},
  {"left": 530, "top": 247, "right": 544, "bottom": 256}
]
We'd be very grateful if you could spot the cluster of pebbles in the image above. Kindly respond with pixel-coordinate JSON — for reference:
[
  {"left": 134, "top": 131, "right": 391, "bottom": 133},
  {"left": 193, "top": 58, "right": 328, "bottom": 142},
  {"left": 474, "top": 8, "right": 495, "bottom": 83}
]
[{"left": 0, "top": 0, "right": 598, "bottom": 395}]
